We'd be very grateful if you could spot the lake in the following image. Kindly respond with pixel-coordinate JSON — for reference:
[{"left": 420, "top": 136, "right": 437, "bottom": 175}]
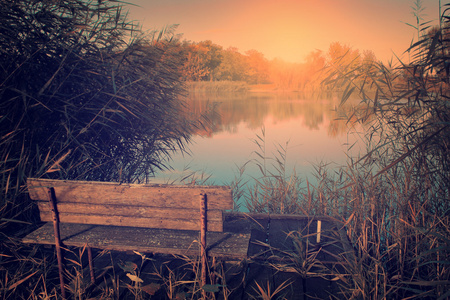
[{"left": 154, "top": 92, "right": 365, "bottom": 186}]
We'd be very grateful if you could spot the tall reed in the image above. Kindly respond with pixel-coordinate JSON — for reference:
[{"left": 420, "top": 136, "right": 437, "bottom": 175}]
[
  {"left": 0, "top": 0, "right": 203, "bottom": 224},
  {"left": 234, "top": 7, "right": 450, "bottom": 297},
  {"left": 0, "top": 1, "right": 202, "bottom": 298}
]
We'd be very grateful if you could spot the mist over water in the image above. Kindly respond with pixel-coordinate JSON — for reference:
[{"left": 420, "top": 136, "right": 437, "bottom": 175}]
[{"left": 155, "top": 92, "right": 365, "bottom": 185}]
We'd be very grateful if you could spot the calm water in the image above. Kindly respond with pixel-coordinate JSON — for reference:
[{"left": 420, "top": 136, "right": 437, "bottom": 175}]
[{"left": 154, "top": 92, "right": 365, "bottom": 185}]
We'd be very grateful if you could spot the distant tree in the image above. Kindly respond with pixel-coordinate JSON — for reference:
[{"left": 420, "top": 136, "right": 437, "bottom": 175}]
[
  {"left": 327, "top": 42, "right": 361, "bottom": 71},
  {"left": 181, "top": 42, "right": 211, "bottom": 81},
  {"left": 199, "top": 40, "right": 223, "bottom": 81},
  {"left": 268, "top": 58, "right": 308, "bottom": 91},
  {"left": 179, "top": 40, "right": 223, "bottom": 81},
  {"left": 245, "top": 49, "right": 270, "bottom": 84},
  {"left": 216, "top": 47, "right": 249, "bottom": 81},
  {"left": 324, "top": 42, "right": 361, "bottom": 90},
  {"left": 304, "top": 49, "right": 326, "bottom": 90},
  {"left": 360, "top": 50, "right": 378, "bottom": 75}
]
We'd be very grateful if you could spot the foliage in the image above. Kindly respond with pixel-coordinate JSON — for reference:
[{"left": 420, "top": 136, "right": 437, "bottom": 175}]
[
  {"left": 323, "top": 4, "right": 450, "bottom": 211},
  {"left": 179, "top": 40, "right": 223, "bottom": 81},
  {"left": 177, "top": 38, "right": 382, "bottom": 92},
  {"left": 244, "top": 129, "right": 304, "bottom": 215},
  {"left": 186, "top": 80, "right": 249, "bottom": 94},
  {"left": 0, "top": 0, "right": 199, "bottom": 224},
  {"left": 234, "top": 5, "right": 450, "bottom": 298},
  {"left": 245, "top": 49, "right": 271, "bottom": 84},
  {"left": 2, "top": 1, "right": 449, "bottom": 299},
  {"left": 322, "top": 4, "right": 449, "bottom": 298},
  {"left": 176, "top": 36, "right": 386, "bottom": 95}
]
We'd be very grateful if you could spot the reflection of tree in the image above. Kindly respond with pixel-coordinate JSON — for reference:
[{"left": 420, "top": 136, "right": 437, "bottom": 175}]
[{"left": 182, "top": 93, "right": 351, "bottom": 137}]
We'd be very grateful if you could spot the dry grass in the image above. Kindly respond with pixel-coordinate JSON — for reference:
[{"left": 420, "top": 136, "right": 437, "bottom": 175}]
[
  {"left": 186, "top": 80, "right": 249, "bottom": 94},
  {"left": 234, "top": 7, "right": 450, "bottom": 297},
  {"left": 1, "top": 1, "right": 449, "bottom": 299}
]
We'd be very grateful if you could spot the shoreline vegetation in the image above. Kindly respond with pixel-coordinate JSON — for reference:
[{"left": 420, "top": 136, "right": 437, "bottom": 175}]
[
  {"left": 1, "top": 0, "right": 449, "bottom": 299},
  {"left": 185, "top": 80, "right": 250, "bottom": 94},
  {"left": 186, "top": 81, "right": 312, "bottom": 94}
]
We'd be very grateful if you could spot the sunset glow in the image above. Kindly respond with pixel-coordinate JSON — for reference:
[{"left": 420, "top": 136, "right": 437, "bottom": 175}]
[{"left": 127, "top": 0, "right": 440, "bottom": 63}]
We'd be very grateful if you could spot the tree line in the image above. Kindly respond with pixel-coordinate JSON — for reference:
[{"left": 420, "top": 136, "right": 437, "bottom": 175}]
[{"left": 173, "top": 39, "right": 379, "bottom": 91}]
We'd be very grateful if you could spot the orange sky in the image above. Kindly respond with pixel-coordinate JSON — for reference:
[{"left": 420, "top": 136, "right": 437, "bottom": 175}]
[{"left": 126, "top": 0, "right": 441, "bottom": 63}]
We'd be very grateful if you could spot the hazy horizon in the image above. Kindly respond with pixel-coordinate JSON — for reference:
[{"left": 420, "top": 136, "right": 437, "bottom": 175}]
[{"left": 126, "top": 0, "right": 441, "bottom": 64}]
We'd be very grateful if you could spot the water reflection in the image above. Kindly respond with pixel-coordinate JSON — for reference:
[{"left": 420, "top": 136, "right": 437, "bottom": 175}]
[
  {"left": 156, "top": 92, "right": 364, "bottom": 184},
  {"left": 189, "top": 92, "right": 353, "bottom": 136}
]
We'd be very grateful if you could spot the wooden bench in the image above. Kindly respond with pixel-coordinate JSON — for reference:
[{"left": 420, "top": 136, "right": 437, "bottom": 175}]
[{"left": 22, "top": 178, "right": 251, "bottom": 298}]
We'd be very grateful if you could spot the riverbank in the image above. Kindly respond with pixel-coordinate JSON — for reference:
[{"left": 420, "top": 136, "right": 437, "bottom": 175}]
[
  {"left": 185, "top": 80, "right": 249, "bottom": 94},
  {"left": 185, "top": 81, "right": 317, "bottom": 94}
]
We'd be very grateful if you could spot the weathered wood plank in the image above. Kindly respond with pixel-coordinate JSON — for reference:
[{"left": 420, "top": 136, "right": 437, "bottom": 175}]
[
  {"left": 263, "top": 216, "right": 347, "bottom": 265},
  {"left": 22, "top": 223, "right": 250, "bottom": 259},
  {"left": 27, "top": 178, "right": 233, "bottom": 210},
  {"left": 37, "top": 202, "right": 223, "bottom": 222},
  {"left": 222, "top": 213, "right": 270, "bottom": 259},
  {"left": 38, "top": 211, "right": 224, "bottom": 232}
]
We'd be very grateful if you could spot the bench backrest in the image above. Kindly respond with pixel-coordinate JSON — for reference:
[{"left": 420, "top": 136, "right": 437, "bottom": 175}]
[{"left": 27, "top": 178, "right": 233, "bottom": 232}]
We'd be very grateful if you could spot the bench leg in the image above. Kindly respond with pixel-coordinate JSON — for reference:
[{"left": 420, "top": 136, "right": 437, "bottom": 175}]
[
  {"left": 48, "top": 187, "right": 66, "bottom": 299},
  {"left": 87, "top": 247, "right": 95, "bottom": 284},
  {"left": 55, "top": 242, "right": 66, "bottom": 299},
  {"left": 200, "top": 192, "right": 208, "bottom": 298}
]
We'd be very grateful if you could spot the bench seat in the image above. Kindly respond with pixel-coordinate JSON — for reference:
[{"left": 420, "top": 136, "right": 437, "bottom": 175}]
[{"left": 22, "top": 222, "right": 250, "bottom": 259}]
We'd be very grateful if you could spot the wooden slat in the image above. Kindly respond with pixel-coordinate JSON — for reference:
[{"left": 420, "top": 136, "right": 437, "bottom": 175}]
[
  {"left": 22, "top": 223, "right": 250, "bottom": 259},
  {"left": 27, "top": 178, "right": 233, "bottom": 210},
  {"left": 242, "top": 212, "right": 336, "bottom": 222},
  {"left": 39, "top": 211, "right": 224, "bottom": 232},
  {"left": 36, "top": 202, "right": 224, "bottom": 222}
]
